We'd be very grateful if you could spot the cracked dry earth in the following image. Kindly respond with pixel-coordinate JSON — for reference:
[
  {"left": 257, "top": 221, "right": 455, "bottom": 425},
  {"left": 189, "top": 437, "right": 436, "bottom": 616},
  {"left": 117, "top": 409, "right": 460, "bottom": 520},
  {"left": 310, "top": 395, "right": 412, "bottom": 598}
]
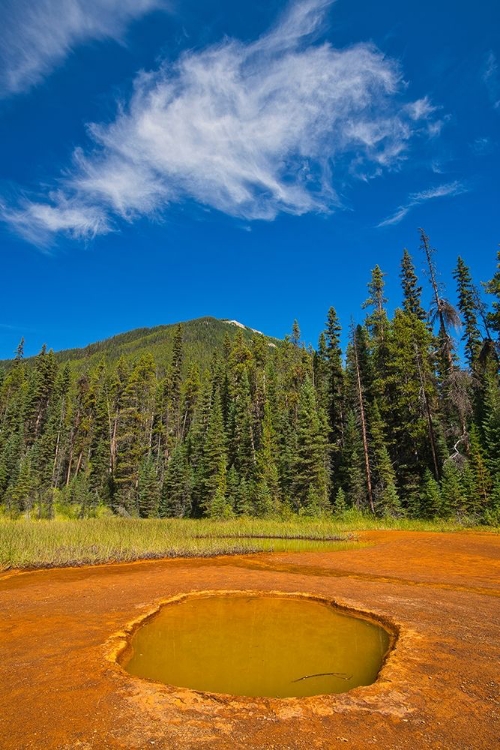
[{"left": 1, "top": 530, "right": 499, "bottom": 750}]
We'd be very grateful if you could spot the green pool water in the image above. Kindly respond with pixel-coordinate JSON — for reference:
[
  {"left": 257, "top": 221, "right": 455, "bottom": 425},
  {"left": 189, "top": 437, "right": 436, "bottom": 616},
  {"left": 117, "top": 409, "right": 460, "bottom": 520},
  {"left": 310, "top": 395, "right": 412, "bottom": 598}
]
[{"left": 121, "top": 594, "right": 391, "bottom": 698}]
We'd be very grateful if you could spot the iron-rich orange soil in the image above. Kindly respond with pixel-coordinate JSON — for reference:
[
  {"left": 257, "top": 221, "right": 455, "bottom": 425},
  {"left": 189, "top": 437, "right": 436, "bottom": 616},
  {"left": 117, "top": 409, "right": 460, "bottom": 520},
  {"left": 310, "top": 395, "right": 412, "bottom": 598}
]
[{"left": 1, "top": 531, "right": 499, "bottom": 749}]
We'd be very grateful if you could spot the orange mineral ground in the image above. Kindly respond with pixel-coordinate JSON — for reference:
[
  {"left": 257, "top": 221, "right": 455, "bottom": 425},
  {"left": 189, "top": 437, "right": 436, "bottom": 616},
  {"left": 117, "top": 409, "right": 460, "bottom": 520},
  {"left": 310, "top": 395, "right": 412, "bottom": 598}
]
[{"left": 1, "top": 530, "right": 499, "bottom": 749}]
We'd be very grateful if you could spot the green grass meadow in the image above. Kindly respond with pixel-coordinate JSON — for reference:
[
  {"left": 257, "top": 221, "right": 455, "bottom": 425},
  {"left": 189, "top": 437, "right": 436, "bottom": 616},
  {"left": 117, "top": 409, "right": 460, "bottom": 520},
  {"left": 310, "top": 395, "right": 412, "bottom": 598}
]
[{"left": 1, "top": 513, "right": 496, "bottom": 571}]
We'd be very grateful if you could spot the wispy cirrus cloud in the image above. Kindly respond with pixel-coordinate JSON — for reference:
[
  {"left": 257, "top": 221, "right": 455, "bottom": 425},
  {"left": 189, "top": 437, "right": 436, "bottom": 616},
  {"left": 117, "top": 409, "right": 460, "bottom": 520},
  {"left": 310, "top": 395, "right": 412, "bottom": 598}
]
[
  {"left": 0, "top": 0, "right": 168, "bottom": 97},
  {"left": 1, "top": 193, "right": 110, "bottom": 247},
  {"left": 471, "top": 136, "right": 496, "bottom": 156},
  {"left": 482, "top": 51, "right": 500, "bottom": 111},
  {"left": 2, "top": 0, "right": 441, "bottom": 245},
  {"left": 377, "top": 181, "right": 468, "bottom": 228}
]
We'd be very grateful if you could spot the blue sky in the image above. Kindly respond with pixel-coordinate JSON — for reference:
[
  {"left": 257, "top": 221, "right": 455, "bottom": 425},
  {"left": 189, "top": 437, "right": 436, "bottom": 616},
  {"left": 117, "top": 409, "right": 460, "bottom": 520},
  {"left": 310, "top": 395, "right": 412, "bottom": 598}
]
[{"left": 0, "top": 0, "right": 498, "bottom": 358}]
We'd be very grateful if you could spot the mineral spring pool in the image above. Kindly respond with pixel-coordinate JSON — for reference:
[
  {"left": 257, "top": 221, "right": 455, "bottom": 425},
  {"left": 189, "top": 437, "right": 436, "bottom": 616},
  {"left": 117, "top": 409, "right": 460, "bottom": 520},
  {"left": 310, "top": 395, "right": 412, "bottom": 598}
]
[{"left": 121, "top": 594, "right": 392, "bottom": 698}]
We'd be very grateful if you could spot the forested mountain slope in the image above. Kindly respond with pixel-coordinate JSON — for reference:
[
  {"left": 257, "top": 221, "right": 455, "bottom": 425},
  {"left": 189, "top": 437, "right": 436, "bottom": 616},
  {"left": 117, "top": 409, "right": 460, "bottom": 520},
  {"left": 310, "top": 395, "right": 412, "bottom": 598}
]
[
  {"left": 0, "top": 234, "right": 499, "bottom": 524},
  {"left": 0, "top": 317, "right": 274, "bottom": 375}
]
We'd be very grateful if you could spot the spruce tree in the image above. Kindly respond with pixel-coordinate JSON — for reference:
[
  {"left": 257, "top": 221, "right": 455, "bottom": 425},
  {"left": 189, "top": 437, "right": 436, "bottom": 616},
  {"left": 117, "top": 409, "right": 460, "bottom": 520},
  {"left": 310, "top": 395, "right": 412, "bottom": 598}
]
[
  {"left": 207, "top": 456, "right": 232, "bottom": 519},
  {"left": 160, "top": 444, "right": 192, "bottom": 518},
  {"left": 8, "top": 451, "right": 36, "bottom": 517},
  {"left": 346, "top": 325, "right": 375, "bottom": 513},
  {"left": 88, "top": 368, "right": 112, "bottom": 503},
  {"left": 440, "top": 461, "right": 467, "bottom": 518},
  {"left": 313, "top": 332, "right": 329, "bottom": 406},
  {"left": 24, "top": 346, "right": 57, "bottom": 444},
  {"left": 170, "top": 323, "right": 184, "bottom": 442},
  {"left": 14, "top": 338, "right": 25, "bottom": 363},
  {"left": 363, "top": 265, "right": 388, "bottom": 343},
  {"left": 369, "top": 402, "right": 401, "bottom": 517},
  {"left": 333, "top": 486, "right": 347, "bottom": 515},
  {"left": 227, "top": 367, "right": 255, "bottom": 484},
  {"left": 400, "top": 249, "right": 426, "bottom": 321},
  {"left": 484, "top": 479, "right": 500, "bottom": 525},
  {"left": 481, "top": 369, "right": 500, "bottom": 482},
  {"left": 196, "top": 390, "right": 228, "bottom": 517},
  {"left": 466, "top": 423, "right": 492, "bottom": 514},
  {"left": 291, "top": 320, "right": 301, "bottom": 348},
  {"left": 381, "top": 310, "right": 443, "bottom": 498},
  {"left": 254, "top": 402, "right": 281, "bottom": 515},
  {"left": 0, "top": 431, "right": 23, "bottom": 501},
  {"left": 185, "top": 377, "right": 213, "bottom": 509},
  {"left": 180, "top": 364, "right": 201, "bottom": 440},
  {"left": 137, "top": 455, "right": 161, "bottom": 518},
  {"left": 453, "top": 257, "right": 482, "bottom": 370},
  {"left": 341, "top": 410, "right": 365, "bottom": 510},
  {"left": 275, "top": 408, "right": 297, "bottom": 509},
  {"left": 291, "top": 377, "right": 329, "bottom": 513},
  {"left": 114, "top": 354, "right": 156, "bottom": 513},
  {"left": 322, "top": 307, "right": 345, "bottom": 485},
  {"left": 107, "top": 357, "right": 130, "bottom": 494},
  {"left": 485, "top": 248, "right": 500, "bottom": 346},
  {"left": 419, "top": 469, "right": 442, "bottom": 518}
]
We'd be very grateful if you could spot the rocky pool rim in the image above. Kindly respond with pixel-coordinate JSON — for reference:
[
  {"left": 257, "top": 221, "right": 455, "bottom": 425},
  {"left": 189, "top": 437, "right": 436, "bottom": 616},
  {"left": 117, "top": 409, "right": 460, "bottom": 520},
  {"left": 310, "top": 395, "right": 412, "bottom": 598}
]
[{"left": 108, "top": 589, "right": 400, "bottom": 701}]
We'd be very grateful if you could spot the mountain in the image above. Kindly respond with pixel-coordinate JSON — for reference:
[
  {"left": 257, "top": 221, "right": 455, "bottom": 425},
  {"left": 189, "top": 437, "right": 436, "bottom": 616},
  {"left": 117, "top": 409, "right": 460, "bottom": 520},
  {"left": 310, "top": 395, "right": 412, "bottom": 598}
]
[
  {"left": 1, "top": 251, "right": 499, "bottom": 524},
  {"left": 0, "top": 317, "right": 278, "bottom": 374}
]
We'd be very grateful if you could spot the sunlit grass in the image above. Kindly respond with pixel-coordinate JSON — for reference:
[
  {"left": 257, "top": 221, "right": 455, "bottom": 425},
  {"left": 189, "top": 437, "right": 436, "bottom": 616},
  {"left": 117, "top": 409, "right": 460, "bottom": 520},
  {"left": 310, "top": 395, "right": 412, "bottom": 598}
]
[{"left": 0, "top": 512, "right": 496, "bottom": 571}]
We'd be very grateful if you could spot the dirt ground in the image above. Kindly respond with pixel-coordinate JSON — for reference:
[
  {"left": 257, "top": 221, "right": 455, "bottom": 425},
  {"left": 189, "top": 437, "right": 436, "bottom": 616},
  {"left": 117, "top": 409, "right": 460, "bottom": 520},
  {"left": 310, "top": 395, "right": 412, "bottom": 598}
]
[{"left": 1, "top": 531, "right": 499, "bottom": 750}]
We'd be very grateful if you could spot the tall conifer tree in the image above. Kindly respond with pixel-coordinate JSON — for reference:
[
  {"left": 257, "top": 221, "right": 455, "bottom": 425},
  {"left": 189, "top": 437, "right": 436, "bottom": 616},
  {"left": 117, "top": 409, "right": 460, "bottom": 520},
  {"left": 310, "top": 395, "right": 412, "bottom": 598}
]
[
  {"left": 400, "top": 248, "right": 426, "bottom": 321},
  {"left": 453, "top": 257, "right": 482, "bottom": 370}
]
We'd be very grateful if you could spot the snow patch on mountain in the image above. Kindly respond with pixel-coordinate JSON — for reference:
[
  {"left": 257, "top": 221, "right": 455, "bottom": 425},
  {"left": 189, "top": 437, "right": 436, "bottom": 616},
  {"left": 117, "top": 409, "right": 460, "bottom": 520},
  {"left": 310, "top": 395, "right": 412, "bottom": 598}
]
[
  {"left": 221, "top": 319, "right": 277, "bottom": 346},
  {"left": 222, "top": 319, "right": 264, "bottom": 336}
]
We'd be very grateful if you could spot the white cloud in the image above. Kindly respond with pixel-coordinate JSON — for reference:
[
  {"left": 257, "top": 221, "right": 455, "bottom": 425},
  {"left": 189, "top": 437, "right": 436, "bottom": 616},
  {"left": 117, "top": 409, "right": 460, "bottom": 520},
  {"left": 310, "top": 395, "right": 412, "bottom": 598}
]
[
  {"left": 0, "top": 0, "right": 168, "bottom": 97},
  {"left": 405, "top": 97, "right": 446, "bottom": 139},
  {"left": 471, "top": 137, "right": 495, "bottom": 156},
  {"left": 1, "top": 193, "right": 110, "bottom": 246},
  {"left": 431, "top": 161, "right": 446, "bottom": 174},
  {"left": 409, "top": 183, "right": 467, "bottom": 202},
  {"left": 2, "top": 0, "right": 441, "bottom": 244},
  {"left": 405, "top": 97, "right": 436, "bottom": 121},
  {"left": 377, "top": 180, "right": 468, "bottom": 228},
  {"left": 482, "top": 51, "right": 500, "bottom": 111}
]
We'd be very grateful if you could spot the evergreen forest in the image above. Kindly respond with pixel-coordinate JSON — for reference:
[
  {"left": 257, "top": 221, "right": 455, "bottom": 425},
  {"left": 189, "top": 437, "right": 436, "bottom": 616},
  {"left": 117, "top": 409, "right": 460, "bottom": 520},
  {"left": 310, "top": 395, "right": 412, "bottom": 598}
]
[{"left": 1, "top": 231, "right": 499, "bottom": 524}]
